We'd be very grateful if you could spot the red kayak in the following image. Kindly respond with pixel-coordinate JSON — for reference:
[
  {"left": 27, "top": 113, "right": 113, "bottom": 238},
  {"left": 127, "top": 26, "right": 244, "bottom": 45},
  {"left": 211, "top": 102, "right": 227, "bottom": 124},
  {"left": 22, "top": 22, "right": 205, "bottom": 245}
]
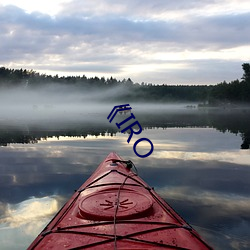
[{"left": 28, "top": 152, "right": 213, "bottom": 249}]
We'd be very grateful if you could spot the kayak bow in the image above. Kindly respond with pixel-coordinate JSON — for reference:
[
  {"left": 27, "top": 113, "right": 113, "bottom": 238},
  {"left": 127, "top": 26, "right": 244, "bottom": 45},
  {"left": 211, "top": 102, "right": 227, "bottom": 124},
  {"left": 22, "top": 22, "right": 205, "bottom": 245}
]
[{"left": 28, "top": 152, "right": 213, "bottom": 249}]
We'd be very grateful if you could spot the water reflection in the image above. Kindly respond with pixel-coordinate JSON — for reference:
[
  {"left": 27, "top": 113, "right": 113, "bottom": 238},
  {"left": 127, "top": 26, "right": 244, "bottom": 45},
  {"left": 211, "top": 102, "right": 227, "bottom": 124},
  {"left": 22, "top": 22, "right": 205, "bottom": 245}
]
[
  {"left": 1, "top": 196, "right": 59, "bottom": 228},
  {"left": 0, "top": 196, "right": 62, "bottom": 250},
  {"left": 0, "top": 107, "right": 250, "bottom": 249},
  {"left": 0, "top": 106, "right": 250, "bottom": 149}
]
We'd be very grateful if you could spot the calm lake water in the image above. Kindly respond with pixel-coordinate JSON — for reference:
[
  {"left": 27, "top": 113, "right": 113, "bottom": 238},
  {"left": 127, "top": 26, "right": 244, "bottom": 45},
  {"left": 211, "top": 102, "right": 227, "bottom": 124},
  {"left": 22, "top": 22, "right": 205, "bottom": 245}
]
[{"left": 0, "top": 104, "right": 250, "bottom": 249}]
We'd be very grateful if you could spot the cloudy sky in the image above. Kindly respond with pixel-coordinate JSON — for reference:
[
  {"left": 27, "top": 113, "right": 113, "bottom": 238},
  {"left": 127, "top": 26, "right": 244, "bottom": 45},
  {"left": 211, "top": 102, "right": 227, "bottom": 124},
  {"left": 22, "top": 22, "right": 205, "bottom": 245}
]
[{"left": 0, "top": 0, "right": 250, "bottom": 85}]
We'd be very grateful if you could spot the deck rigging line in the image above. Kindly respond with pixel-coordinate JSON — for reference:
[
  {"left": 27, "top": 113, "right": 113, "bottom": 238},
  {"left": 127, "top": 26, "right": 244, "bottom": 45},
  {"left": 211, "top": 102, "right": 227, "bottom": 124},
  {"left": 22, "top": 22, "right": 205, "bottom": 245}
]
[
  {"left": 112, "top": 159, "right": 138, "bottom": 249},
  {"left": 35, "top": 159, "right": 212, "bottom": 250}
]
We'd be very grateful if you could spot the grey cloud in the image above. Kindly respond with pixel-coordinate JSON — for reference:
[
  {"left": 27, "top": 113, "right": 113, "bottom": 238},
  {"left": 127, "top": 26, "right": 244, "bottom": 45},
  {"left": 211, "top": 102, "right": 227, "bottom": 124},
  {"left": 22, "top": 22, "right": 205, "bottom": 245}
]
[
  {"left": 1, "top": 4, "right": 249, "bottom": 50},
  {"left": 0, "top": 2, "right": 249, "bottom": 84},
  {"left": 60, "top": 0, "right": 216, "bottom": 18},
  {"left": 184, "top": 13, "right": 250, "bottom": 49},
  {"left": 132, "top": 59, "right": 244, "bottom": 85},
  {"left": 40, "top": 64, "right": 121, "bottom": 74}
]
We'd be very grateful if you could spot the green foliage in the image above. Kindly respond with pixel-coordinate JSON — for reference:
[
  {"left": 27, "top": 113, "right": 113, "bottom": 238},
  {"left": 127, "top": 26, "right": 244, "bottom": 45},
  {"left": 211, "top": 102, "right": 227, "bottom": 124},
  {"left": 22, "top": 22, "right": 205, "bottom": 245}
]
[
  {"left": 242, "top": 63, "right": 250, "bottom": 82},
  {"left": 209, "top": 63, "right": 250, "bottom": 104}
]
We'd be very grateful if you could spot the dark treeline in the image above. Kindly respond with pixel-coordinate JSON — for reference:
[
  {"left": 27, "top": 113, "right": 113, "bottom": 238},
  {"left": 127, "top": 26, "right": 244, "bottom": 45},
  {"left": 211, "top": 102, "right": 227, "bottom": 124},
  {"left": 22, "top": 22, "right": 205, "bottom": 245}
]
[
  {"left": 0, "top": 63, "right": 250, "bottom": 104},
  {"left": 208, "top": 63, "right": 250, "bottom": 105}
]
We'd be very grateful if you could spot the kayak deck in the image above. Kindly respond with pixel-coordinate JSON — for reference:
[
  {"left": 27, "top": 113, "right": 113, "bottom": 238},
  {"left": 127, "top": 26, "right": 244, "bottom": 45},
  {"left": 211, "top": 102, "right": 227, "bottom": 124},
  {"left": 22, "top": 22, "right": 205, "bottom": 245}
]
[{"left": 28, "top": 152, "right": 213, "bottom": 249}]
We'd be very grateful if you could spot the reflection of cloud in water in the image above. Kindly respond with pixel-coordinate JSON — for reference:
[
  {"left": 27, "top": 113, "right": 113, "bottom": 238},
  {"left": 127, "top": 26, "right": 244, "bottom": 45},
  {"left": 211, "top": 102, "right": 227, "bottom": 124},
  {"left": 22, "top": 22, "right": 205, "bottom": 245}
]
[
  {"left": 5, "top": 134, "right": 133, "bottom": 177},
  {"left": 0, "top": 196, "right": 59, "bottom": 230},
  {"left": 150, "top": 127, "right": 243, "bottom": 152},
  {"left": 0, "top": 196, "right": 61, "bottom": 249},
  {"left": 154, "top": 150, "right": 250, "bottom": 166},
  {"left": 157, "top": 186, "right": 250, "bottom": 216},
  {"left": 157, "top": 186, "right": 250, "bottom": 250},
  {"left": 195, "top": 222, "right": 250, "bottom": 250}
]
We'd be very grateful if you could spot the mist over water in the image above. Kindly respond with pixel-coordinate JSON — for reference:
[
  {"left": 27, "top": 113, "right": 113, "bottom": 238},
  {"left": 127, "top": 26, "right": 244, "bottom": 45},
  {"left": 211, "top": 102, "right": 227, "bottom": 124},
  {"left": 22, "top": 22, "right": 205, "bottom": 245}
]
[
  {"left": 0, "top": 85, "right": 111, "bottom": 122},
  {"left": 0, "top": 84, "right": 198, "bottom": 126},
  {"left": 1, "top": 84, "right": 250, "bottom": 149}
]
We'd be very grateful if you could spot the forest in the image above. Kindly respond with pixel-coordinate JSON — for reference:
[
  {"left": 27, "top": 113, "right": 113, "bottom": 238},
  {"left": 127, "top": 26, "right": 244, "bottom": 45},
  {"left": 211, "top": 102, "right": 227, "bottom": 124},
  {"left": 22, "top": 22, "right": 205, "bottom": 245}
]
[{"left": 0, "top": 63, "right": 249, "bottom": 104}]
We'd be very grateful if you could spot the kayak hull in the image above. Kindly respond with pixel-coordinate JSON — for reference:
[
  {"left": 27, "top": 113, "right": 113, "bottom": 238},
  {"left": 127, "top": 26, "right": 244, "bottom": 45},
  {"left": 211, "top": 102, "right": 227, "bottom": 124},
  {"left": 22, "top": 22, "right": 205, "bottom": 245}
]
[{"left": 28, "top": 152, "right": 213, "bottom": 249}]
